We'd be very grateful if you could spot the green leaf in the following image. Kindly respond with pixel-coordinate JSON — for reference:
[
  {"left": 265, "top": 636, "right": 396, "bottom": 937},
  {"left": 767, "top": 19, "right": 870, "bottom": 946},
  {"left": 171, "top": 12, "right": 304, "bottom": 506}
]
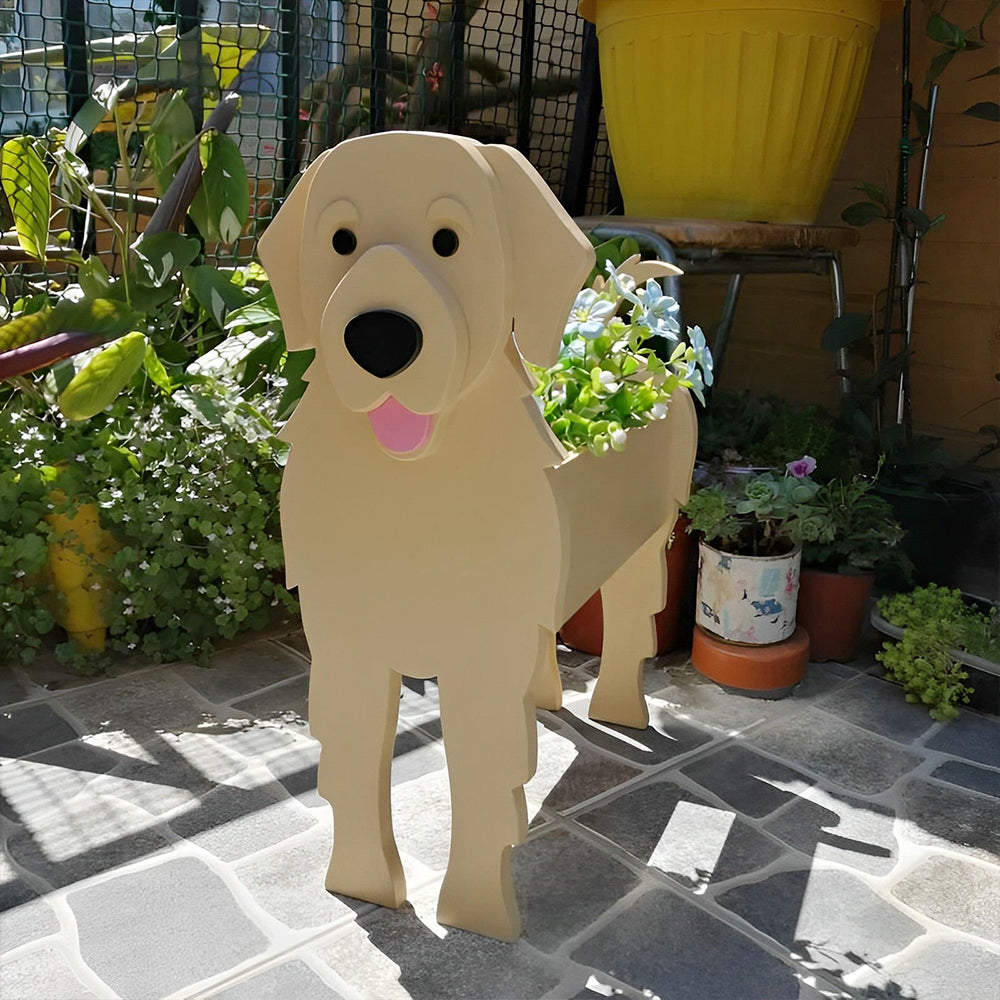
[
  {"left": 821, "top": 313, "right": 870, "bottom": 352},
  {"left": 900, "top": 207, "right": 934, "bottom": 235},
  {"left": 1, "top": 137, "right": 51, "bottom": 261},
  {"left": 224, "top": 290, "right": 281, "bottom": 330},
  {"left": 58, "top": 331, "right": 148, "bottom": 420},
  {"left": 924, "top": 48, "right": 957, "bottom": 87},
  {"left": 144, "top": 91, "right": 196, "bottom": 195},
  {"left": 77, "top": 256, "right": 112, "bottom": 300},
  {"left": 926, "top": 13, "right": 965, "bottom": 46},
  {"left": 184, "top": 264, "right": 250, "bottom": 327},
  {"left": 841, "top": 201, "right": 886, "bottom": 227},
  {"left": 133, "top": 232, "right": 202, "bottom": 287},
  {"left": 188, "top": 131, "right": 250, "bottom": 245},
  {"left": 143, "top": 343, "right": 174, "bottom": 394},
  {"left": 968, "top": 65, "right": 1000, "bottom": 81},
  {"left": 962, "top": 101, "right": 1000, "bottom": 122},
  {"left": 276, "top": 348, "right": 315, "bottom": 421},
  {"left": 910, "top": 100, "right": 930, "bottom": 139},
  {"left": 50, "top": 298, "right": 144, "bottom": 338}
]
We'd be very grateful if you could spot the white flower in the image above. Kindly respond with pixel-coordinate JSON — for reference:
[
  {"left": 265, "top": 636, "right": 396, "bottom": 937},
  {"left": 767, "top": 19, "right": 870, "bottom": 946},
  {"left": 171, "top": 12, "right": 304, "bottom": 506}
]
[{"left": 565, "top": 288, "right": 617, "bottom": 339}]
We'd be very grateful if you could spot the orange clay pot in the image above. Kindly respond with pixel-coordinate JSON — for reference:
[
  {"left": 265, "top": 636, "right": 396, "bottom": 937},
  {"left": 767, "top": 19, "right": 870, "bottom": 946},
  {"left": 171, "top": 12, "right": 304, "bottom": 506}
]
[
  {"left": 795, "top": 567, "right": 874, "bottom": 663},
  {"left": 691, "top": 624, "right": 809, "bottom": 698},
  {"left": 559, "top": 515, "right": 695, "bottom": 655}
]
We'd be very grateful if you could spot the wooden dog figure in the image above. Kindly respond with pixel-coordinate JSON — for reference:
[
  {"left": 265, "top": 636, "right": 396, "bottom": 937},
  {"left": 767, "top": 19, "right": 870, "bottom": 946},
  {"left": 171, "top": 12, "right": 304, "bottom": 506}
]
[{"left": 259, "top": 131, "right": 697, "bottom": 941}]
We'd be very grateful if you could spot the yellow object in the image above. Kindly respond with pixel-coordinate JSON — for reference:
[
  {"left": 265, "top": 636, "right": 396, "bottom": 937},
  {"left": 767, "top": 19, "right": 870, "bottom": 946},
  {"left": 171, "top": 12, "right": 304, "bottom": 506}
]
[
  {"left": 45, "top": 491, "right": 119, "bottom": 653},
  {"left": 578, "top": 0, "right": 882, "bottom": 223}
]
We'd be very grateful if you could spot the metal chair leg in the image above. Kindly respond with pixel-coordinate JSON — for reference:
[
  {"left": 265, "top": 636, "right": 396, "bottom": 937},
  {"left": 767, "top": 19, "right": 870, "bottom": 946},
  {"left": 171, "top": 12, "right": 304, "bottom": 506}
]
[
  {"left": 829, "top": 252, "right": 850, "bottom": 396},
  {"left": 710, "top": 272, "right": 744, "bottom": 385}
]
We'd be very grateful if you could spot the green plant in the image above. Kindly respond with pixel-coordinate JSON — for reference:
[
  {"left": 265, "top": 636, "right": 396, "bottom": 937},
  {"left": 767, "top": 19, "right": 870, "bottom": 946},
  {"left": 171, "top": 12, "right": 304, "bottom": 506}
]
[
  {"left": 874, "top": 583, "right": 1000, "bottom": 719},
  {"left": 695, "top": 390, "right": 842, "bottom": 472},
  {"left": 528, "top": 260, "right": 712, "bottom": 456},
  {"left": 0, "top": 369, "right": 296, "bottom": 670},
  {"left": 682, "top": 458, "right": 827, "bottom": 557},
  {"left": 800, "top": 469, "right": 909, "bottom": 575}
]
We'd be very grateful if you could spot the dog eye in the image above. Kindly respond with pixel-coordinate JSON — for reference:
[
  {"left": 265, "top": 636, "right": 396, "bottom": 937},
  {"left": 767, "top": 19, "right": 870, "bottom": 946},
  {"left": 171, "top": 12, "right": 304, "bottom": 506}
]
[
  {"left": 332, "top": 228, "right": 358, "bottom": 255},
  {"left": 432, "top": 228, "right": 459, "bottom": 257}
]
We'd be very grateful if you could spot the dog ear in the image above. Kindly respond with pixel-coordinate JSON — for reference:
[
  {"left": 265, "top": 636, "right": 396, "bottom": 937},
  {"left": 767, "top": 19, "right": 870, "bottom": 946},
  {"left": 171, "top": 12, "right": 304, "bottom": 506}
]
[
  {"left": 258, "top": 151, "right": 332, "bottom": 351},
  {"left": 477, "top": 144, "right": 594, "bottom": 366}
]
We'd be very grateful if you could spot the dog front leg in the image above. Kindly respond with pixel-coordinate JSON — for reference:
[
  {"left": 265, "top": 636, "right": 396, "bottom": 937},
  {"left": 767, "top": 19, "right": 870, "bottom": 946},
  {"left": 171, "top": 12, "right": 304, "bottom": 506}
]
[
  {"left": 436, "top": 644, "right": 538, "bottom": 941},
  {"left": 311, "top": 649, "right": 406, "bottom": 909}
]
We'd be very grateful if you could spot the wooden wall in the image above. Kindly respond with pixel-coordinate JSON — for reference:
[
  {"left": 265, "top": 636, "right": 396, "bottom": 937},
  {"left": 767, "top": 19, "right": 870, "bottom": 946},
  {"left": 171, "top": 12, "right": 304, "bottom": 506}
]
[{"left": 679, "top": 1, "right": 1000, "bottom": 467}]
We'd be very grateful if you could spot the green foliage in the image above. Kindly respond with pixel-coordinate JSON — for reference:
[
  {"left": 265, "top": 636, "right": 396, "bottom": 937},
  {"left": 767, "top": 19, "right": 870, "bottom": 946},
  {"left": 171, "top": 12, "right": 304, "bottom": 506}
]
[
  {"left": 0, "top": 137, "right": 51, "bottom": 262},
  {"left": 801, "top": 471, "right": 908, "bottom": 575},
  {"left": 0, "top": 378, "right": 296, "bottom": 669},
  {"left": 528, "top": 262, "right": 712, "bottom": 456},
  {"left": 683, "top": 470, "right": 824, "bottom": 557},
  {"left": 696, "top": 391, "right": 841, "bottom": 472},
  {"left": 876, "top": 584, "right": 1000, "bottom": 721}
]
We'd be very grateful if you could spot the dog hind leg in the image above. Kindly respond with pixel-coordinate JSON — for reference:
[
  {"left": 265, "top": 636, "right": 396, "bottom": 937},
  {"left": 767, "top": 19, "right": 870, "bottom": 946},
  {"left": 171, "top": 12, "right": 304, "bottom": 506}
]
[
  {"left": 588, "top": 522, "right": 674, "bottom": 729},
  {"left": 310, "top": 639, "right": 407, "bottom": 909}
]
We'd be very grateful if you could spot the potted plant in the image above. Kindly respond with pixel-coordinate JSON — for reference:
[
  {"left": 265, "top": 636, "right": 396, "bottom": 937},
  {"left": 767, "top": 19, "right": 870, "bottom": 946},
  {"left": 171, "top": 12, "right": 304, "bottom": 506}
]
[
  {"left": 795, "top": 468, "right": 908, "bottom": 663},
  {"left": 576, "top": 0, "right": 889, "bottom": 223},
  {"left": 872, "top": 584, "right": 999, "bottom": 720},
  {"left": 681, "top": 458, "right": 826, "bottom": 694},
  {"left": 530, "top": 253, "right": 713, "bottom": 658}
]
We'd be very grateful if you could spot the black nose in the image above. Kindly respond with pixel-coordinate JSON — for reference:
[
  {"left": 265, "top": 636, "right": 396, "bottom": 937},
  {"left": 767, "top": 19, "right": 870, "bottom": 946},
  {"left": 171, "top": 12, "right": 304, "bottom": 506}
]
[{"left": 344, "top": 310, "right": 423, "bottom": 378}]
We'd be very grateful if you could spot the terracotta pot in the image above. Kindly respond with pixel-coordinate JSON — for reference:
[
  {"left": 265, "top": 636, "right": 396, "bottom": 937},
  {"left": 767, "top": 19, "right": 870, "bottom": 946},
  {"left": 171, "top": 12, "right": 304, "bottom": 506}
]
[
  {"left": 796, "top": 567, "right": 874, "bottom": 663},
  {"left": 559, "top": 515, "right": 695, "bottom": 655},
  {"left": 696, "top": 539, "right": 801, "bottom": 645},
  {"left": 691, "top": 624, "right": 809, "bottom": 697}
]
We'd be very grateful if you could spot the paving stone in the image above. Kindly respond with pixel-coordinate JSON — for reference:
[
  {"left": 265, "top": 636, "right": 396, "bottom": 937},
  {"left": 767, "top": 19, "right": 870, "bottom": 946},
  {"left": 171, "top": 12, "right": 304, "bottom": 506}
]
[
  {"left": 69, "top": 856, "right": 269, "bottom": 998},
  {"left": 204, "top": 719, "right": 299, "bottom": 758},
  {"left": 0, "top": 895, "right": 60, "bottom": 952},
  {"left": 0, "top": 946, "right": 101, "bottom": 999},
  {"left": 646, "top": 662, "right": 773, "bottom": 734},
  {"left": 891, "top": 854, "right": 999, "bottom": 942},
  {"left": 817, "top": 676, "right": 936, "bottom": 743},
  {"left": 764, "top": 787, "right": 899, "bottom": 875},
  {"left": 748, "top": 709, "right": 924, "bottom": 794},
  {"left": 525, "top": 726, "right": 641, "bottom": 816},
  {"left": 6, "top": 795, "right": 171, "bottom": 888},
  {"left": 59, "top": 670, "right": 220, "bottom": 737},
  {"left": 0, "top": 848, "right": 38, "bottom": 913},
  {"left": 556, "top": 701, "right": 712, "bottom": 765},
  {"left": 925, "top": 713, "right": 1000, "bottom": 769},
  {"left": 266, "top": 743, "right": 324, "bottom": 808},
  {"left": 233, "top": 823, "right": 360, "bottom": 930},
  {"left": 571, "top": 886, "right": 810, "bottom": 1000},
  {"left": 390, "top": 762, "right": 453, "bottom": 871},
  {"left": 316, "top": 902, "right": 560, "bottom": 1000},
  {"left": 175, "top": 641, "right": 307, "bottom": 704},
  {"left": 230, "top": 676, "right": 310, "bottom": 732},
  {"left": 717, "top": 868, "right": 925, "bottom": 975},
  {"left": 396, "top": 678, "right": 441, "bottom": 728},
  {"left": 681, "top": 745, "right": 813, "bottom": 818},
  {"left": 556, "top": 644, "right": 600, "bottom": 670},
  {"left": 276, "top": 630, "right": 311, "bottom": 659},
  {"left": 168, "top": 780, "right": 317, "bottom": 861},
  {"left": 512, "top": 828, "right": 641, "bottom": 952},
  {"left": 210, "top": 960, "right": 345, "bottom": 999},
  {"left": 0, "top": 669, "right": 30, "bottom": 709},
  {"left": 578, "top": 776, "right": 785, "bottom": 890},
  {"left": 0, "top": 741, "right": 117, "bottom": 822},
  {"left": 899, "top": 777, "right": 1000, "bottom": 863},
  {"left": 931, "top": 760, "right": 1000, "bottom": 798},
  {"left": 851, "top": 940, "right": 1000, "bottom": 1000},
  {"left": 0, "top": 704, "right": 78, "bottom": 758}
]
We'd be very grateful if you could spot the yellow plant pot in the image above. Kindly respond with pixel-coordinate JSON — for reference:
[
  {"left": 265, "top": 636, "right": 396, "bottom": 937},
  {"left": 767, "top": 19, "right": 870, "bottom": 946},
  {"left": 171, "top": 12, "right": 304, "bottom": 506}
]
[
  {"left": 45, "top": 491, "right": 119, "bottom": 653},
  {"left": 578, "top": 0, "right": 882, "bottom": 223}
]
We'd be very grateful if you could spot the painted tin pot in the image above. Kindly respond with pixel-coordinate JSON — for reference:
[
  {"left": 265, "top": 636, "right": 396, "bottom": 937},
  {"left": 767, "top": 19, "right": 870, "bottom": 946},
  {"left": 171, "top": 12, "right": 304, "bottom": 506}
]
[
  {"left": 577, "top": 0, "right": 882, "bottom": 223},
  {"left": 696, "top": 539, "right": 800, "bottom": 645}
]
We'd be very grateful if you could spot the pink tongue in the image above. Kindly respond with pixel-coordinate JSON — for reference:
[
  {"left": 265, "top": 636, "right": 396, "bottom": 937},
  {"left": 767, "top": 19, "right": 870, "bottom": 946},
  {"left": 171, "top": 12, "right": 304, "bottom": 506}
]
[{"left": 367, "top": 396, "right": 433, "bottom": 454}]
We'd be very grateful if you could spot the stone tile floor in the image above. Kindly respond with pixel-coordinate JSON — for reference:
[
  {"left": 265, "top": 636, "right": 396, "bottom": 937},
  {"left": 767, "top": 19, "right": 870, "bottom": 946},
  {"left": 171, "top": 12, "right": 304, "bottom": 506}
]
[{"left": 1, "top": 623, "right": 998, "bottom": 1000}]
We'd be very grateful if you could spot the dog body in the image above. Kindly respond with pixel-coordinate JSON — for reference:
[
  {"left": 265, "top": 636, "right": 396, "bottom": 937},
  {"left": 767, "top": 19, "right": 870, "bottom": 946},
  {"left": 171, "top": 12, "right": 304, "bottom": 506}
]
[{"left": 259, "top": 131, "right": 697, "bottom": 940}]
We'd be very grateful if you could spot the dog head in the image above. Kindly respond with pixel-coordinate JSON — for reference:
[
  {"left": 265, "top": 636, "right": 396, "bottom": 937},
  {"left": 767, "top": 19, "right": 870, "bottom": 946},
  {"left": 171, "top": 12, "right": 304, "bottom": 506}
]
[{"left": 258, "top": 132, "right": 593, "bottom": 459}]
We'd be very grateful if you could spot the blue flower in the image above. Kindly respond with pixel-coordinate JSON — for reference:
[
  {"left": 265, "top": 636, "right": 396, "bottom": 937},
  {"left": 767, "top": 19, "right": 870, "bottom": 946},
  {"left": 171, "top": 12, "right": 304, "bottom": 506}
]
[
  {"left": 679, "top": 360, "right": 707, "bottom": 405},
  {"left": 564, "top": 288, "right": 617, "bottom": 339},
  {"left": 688, "top": 325, "right": 714, "bottom": 387},
  {"left": 604, "top": 260, "right": 640, "bottom": 305},
  {"left": 636, "top": 280, "right": 681, "bottom": 340}
]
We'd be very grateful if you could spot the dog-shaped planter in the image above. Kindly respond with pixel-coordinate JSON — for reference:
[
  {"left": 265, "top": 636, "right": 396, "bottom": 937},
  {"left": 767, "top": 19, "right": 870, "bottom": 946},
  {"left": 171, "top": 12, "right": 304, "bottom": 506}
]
[{"left": 259, "top": 131, "right": 697, "bottom": 940}]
